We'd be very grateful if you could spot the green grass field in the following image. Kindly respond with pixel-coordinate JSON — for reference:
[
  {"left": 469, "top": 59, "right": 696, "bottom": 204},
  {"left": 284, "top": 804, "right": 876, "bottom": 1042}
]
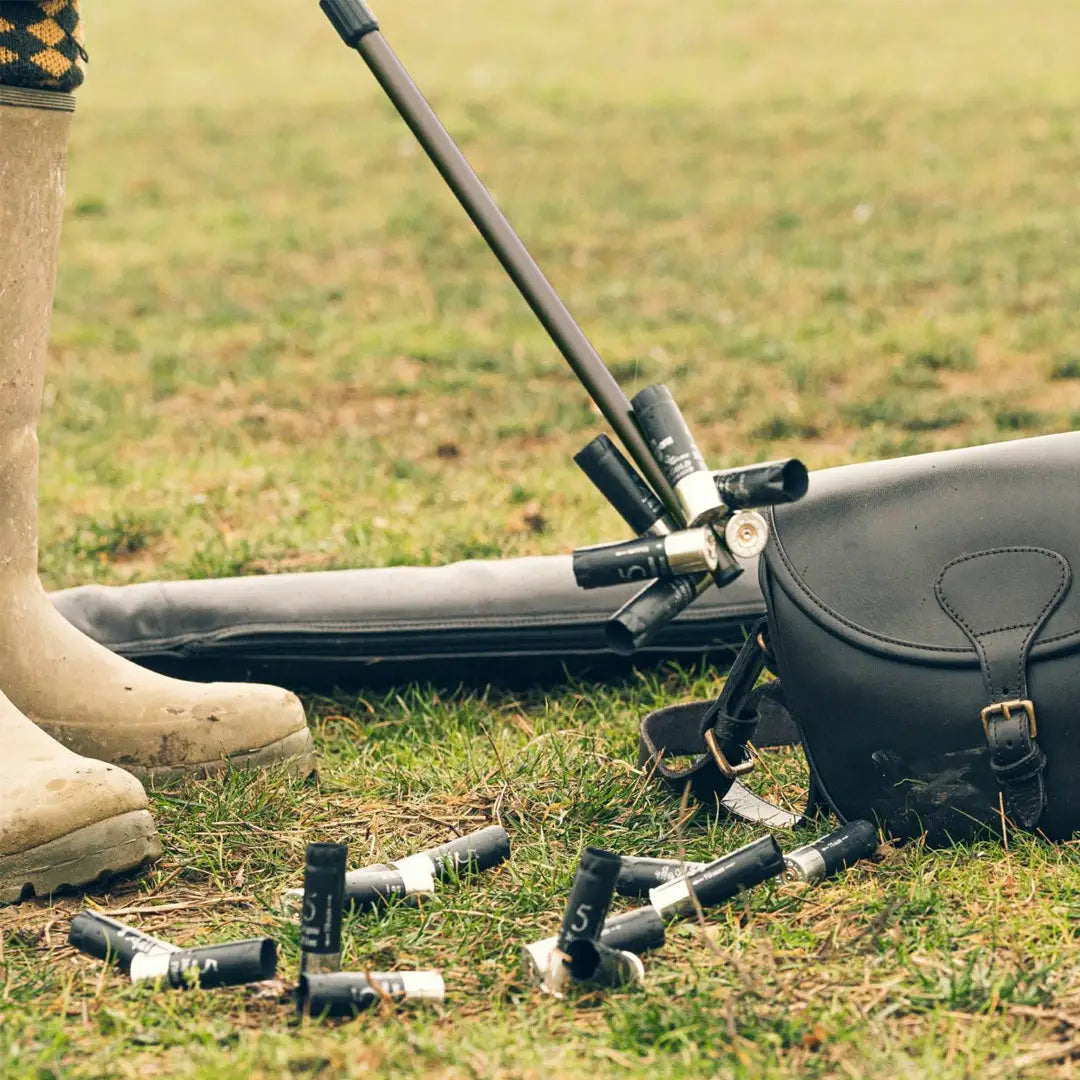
[{"left": 3, "top": 0, "right": 1080, "bottom": 1075}]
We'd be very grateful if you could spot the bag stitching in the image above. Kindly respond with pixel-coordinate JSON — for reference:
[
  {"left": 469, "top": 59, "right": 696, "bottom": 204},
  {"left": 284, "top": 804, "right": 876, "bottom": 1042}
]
[{"left": 770, "top": 528, "right": 1080, "bottom": 655}]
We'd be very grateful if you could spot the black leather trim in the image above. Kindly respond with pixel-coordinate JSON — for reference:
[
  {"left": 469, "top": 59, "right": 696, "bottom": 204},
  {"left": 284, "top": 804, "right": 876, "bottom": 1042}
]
[
  {"left": 765, "top": 432, "right": 1080, "bottom": 666},
  {"left": 934, "top": 547, "right": 1069, "bottom": 828},
  {"left": 935, "top": 548, "right": 1070, "bottom": 699},
  {"left": 638, "top": 625, "right": 809, "bottom": 827}
]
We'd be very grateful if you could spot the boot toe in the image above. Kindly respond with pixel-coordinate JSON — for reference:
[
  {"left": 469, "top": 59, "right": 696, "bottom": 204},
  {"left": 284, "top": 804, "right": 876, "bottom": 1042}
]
[
  {"left": 0, "top": 753, "right": 150, "bottom": 859},
  {"left": 135, "top": 682, "right": 316, "bottom": 781}
]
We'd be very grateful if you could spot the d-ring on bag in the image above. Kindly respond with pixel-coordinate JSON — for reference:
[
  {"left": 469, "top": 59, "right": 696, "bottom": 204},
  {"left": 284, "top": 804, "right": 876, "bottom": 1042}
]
[{"left": 641, "top": 432, "right": 1080, "bottom": 844}]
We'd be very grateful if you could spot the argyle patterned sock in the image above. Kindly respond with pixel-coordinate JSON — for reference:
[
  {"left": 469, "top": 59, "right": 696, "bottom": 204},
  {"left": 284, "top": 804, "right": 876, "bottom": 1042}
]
[{"left": 0, "top": 1, "right": 86, "bottom": 92}]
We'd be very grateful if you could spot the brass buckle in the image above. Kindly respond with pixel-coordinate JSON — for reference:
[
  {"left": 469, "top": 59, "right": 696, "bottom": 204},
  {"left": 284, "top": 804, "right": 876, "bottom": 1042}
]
[
  {"left": 704, "top": 729, "right": 755, "bottom": 779},
  {"left": 980, "top": 699, "right": 1037, "bottom": 739}
]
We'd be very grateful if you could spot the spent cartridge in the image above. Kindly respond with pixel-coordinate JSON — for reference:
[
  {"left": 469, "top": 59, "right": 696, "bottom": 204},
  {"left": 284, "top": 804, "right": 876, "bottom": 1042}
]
[
  {"left": 614, "top": 856, "right": 708, "bottom": 898},
  {"left": 574, "top": 434, "right": 670, "bottom": 536},
  {"left": 299, "top": 842, "right": 348, "bottom": 975},
  {"left": 298, "top": 970, "right": 445, "bottom": 1018},
  {"left": 129, "top": 938, "right": 277, "bottom": 990},
  {"left": 68, "top": 910, "right": 178, "bottom": 972},
  {"left": 573, "top": 528, "right": 719, "bottom": 590},
  {"left": 648, "top": 836, "right": 785, "bottom": 917},
  {"left": 784, "top": 820, "right": 879, "bottom": 884},
  {"left": 713, "top": 458, "right": 809, "bottom": 510}
]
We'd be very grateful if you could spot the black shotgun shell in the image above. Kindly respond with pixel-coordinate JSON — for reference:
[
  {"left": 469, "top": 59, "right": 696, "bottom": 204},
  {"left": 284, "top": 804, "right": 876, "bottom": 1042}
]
[
  {"left": 129, "top": 938, "right": 277, "bottom": 989},
  {"left": 300, "top": 842, "right": 348, "bottom": 973},
  {"left": 631, "top": 384, "right": 728, "bottom": 527},
  {"left": 598, "top": 906, "right": 667, "bottom": 954},
  {"left": 614, "top": 857, "right": 707, "bottom": 898},
  {"left": 574, "top": 434, "right": 667, "bottom": 536},
  {"left": 650, "top": 836, "right": 785, "bottom": 915},
  {"left": 606, "top": 573, "right": 712, "bottom": 655},
  {"left": 630, "top": 385, "right": 707, "bottom": 488},
  {"left": 714, "top": 459, "right": 809, "bottom": 510},
  {"left": 563, "top": 939, "right": 642, "bottom": 985},
  {"left": 343, "top": 867, "right": 414, "bottom": 911},
  {"left": 574, "top": 536, "right": 670, "bottom": 590},
  {"left": 298, "top": 971, "right": 445, "bottom": 1018},
  {"left": 68, "top": 911, "right": 177, "bottom": 972},
  {"left": 573, "top": 529, "right": 718, "bottom": 591},
  {"left": 421, "top": 825, "right": 511, "bottom": 879},
  {"left": 784, "top": 820, "right": 879, "bottom": 884},
  {"left": 556, "top": 847, "right": 622, "bottom": 953}
]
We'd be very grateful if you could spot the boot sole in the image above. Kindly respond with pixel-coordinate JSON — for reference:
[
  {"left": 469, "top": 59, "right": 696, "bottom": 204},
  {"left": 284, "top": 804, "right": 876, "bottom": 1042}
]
[
  {"left": 131, "top": 728, "right": 317, "bottom": 784},
  {"left": 0, "top": 809, "right": 161, "bottom": 905}
]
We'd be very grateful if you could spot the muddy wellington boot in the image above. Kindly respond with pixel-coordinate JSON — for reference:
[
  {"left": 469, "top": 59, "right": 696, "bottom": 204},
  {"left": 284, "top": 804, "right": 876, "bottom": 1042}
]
[
  {"left": 1, "top": 82, "right": 315, "bottom": 780},
  {"left": 0, "top": 695, "right": 160, "bottom": 904}
]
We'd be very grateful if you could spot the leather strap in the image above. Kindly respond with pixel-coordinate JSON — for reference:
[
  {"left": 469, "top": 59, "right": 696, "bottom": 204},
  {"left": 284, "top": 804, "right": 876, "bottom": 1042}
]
[
  {"left": 936, "top": 547, "right": 1071, "bottom": 828},
  {"left": 638, "top": 620, "right": 812, "bottom": 828}
]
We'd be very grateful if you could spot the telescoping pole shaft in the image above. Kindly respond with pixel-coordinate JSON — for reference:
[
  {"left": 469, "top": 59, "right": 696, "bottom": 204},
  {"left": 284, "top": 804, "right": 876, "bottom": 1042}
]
[{"left": 319, "top": 0, "right": 683, "bottom": 521}]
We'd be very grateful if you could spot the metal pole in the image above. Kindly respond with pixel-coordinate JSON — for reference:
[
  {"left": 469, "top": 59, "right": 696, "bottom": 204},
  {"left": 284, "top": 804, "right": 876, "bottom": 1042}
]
[{"left": 320, "top": 1, "right": 683, "bottom": 519}]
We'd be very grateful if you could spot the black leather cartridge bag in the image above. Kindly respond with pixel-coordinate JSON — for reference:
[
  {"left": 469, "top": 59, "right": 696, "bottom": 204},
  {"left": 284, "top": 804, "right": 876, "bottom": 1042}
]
[{"left": 761, "top": 431, "right": 1080, "bottom": 842}]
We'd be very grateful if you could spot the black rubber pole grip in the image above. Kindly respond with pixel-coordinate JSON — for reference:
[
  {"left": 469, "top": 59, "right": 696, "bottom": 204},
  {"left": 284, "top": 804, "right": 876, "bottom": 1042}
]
[
  {"left": 574, "top": 434, "right": 667, "bottom": 535},
  {"left": 320, "top": 0, "right": 379, "bottom": 46}
]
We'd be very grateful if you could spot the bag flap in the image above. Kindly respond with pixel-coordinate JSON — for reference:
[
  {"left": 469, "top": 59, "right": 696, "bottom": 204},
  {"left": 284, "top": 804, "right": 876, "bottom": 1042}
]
[{"left": 764, "top": 431, "right": 1080, "bottom": 664}]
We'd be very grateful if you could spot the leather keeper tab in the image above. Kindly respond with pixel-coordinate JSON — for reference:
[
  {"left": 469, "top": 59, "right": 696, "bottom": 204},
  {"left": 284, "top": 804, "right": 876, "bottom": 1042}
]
[{"left": 935, "top": 547, "right": 1070, "bottom": 829}]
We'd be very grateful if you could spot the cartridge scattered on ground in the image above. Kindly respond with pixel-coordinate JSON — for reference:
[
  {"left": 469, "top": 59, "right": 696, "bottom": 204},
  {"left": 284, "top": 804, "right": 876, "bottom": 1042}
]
[
  {"left": 534, "top": 847, "right": 627, "bottom": 992},
  {"left": 573, "top": 528, "right": 719, "bottom": 590},
  {"left": 300, "top": 842, "right": 348, "bottom": 974},
  {"left": 298, "top": 970, "right": 445, "bottom": 1018},
  {"left": 68, "top": 911, "right": 178, "bottom": 972},
  {"left": 564, "top": 941, "right": 643, "bottom": 987},
  {"left": 630, "top": 384, "right": 726, "bottom": 528},
  {"left": 649, "top": 836, "right": 785, "bottom": 917},
  {"left": 557, "top": 847, "right": 621, "bottom": 953},
  {"left": 614, "top": 856, "right": 708, "bottom": 897},
  {"left": 784, "top": 820, "right": 879, "bottom": 884},
  {"left": 522, "top": 904, "right": 667, "bottom": 985},
  {"left": 284, "top": 825, "right": 511, "bottom": 913},
  {"left": 595, "top": 906, "right": 667, "bottom": 953},
  {"left": 574, "top": 434, "right": 670, "bottom": 536},
  {"left": 345, "top": 860, "right": 438, "bottom": 910},
  {"left": 129, "top": 938, "right": 277, "bottom": 989},
  {"left": 713, "top": 459, "right": 809, "bottom": 510},
  {"left": 419, "top": 824, "right": 511, "bottom": 879}
]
